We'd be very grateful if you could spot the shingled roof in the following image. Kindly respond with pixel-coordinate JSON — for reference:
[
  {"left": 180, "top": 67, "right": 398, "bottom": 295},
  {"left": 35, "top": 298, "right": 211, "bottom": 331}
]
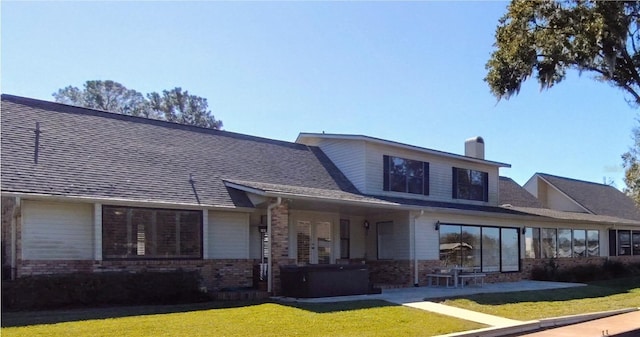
[
  {"left": 535, "top": 173, "right": 640, "bottom": 221},
  {"left": 498, "top": 176, "right": 543, "bottom": 208},
  {"left": 0, "top": 94, "right": 360, "bottom": 208}
]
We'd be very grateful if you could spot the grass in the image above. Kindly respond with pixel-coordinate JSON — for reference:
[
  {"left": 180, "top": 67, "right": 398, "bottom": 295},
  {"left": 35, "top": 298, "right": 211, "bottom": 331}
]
[
  {"left": 441, "top": 276, "right": 640, "bottom": 321},
  {"left": 1, "top": 300, "right": 485, "bottom": 337}
]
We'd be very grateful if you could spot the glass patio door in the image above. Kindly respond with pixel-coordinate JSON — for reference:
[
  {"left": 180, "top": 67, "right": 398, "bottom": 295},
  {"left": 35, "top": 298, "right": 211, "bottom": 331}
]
[{"left": 296, "top": 220, "right": 332, "bottom": 264}]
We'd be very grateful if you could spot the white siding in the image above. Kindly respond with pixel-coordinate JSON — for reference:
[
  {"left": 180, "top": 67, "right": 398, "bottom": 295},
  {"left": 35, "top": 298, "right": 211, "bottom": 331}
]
[
  {"left": 208, "top": 211, "right": 250, "bottom": 259},
  {"left": 369, "top": 212, "right": 411, "bottom": 260},
  {"left": 22, "top": 200, "right": 94, "bottom": 260},
  {"left": 313, "top": 139, "right": 367, "bottom": 192},
  {"left": 546, "top": 187, "right": 588, "bottom": 213},
  {"left": 364, "top": 142, "right": 500, "bottom": 206}
]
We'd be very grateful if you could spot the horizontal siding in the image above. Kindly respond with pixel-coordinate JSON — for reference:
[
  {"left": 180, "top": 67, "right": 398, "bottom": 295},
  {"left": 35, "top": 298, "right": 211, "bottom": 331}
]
[
  {"left": 364, "top": 142, "right": 500, "bottom": 206},
  {"left": 22, "top": 200, "right": 94, "bottom": 260},
  {"left": 208, "top": 211, "right": 250, "bottom": 259},
  {"left": 314, "top": 139, "right": 367, "bottom": 192}
]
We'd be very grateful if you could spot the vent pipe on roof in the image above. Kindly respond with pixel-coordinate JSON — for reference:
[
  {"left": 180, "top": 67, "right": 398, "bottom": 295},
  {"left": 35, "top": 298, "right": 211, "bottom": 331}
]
[{"left": 464, "top": 136, "right": 485, "bottom": 159}]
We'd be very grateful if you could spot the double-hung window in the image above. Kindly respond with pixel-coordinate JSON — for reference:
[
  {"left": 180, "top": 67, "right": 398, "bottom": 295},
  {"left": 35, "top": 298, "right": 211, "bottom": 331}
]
[
  {"left": 452, "top": 167, "right": 488, "bottom": 202},
  {"left": 383, "top": 155, "right": 429, "bottom": 195}
]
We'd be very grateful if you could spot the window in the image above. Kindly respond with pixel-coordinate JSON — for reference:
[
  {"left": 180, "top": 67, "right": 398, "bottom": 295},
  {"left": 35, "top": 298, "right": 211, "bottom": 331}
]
[
  {"left": 524, "top": 227, "right": 541, "bottom": 258},
  {"left": 618, "top": 230, "right": 632, "bottom": 256},
  {"left": 500, "top": 228, "right": 519, "bottom": 272},
  {"left": 452, "top": 168, "right": 488, "bottom": 202},
  {"left": 557, "top": 229, "right": 572, "bottom": 258},
  {"left": 634, "top": 232, "right": 640, "bottom": 256},
  {"left": 383, "top": 155, "right": 429, "bottom": 195},
  {"left": 527, "top": 228, "right": 599, "bottom": 259},
  {"left": 541, "top": 228, "right": 557, "bottom": 258},
  {"left": 572, "top": 230, "right": 586, "bottom": 257},
  {"left": 438, "top": 224, "right": 520, "bottom": 272},
  {"left": 587, "top": 230, "right": 599, "bottom": 257},
  {"left": 340, "top": 219, "right": 350, "bottom": 259},
  {"left": 102, "top": 206, "right": 202, "bottom": 259}
]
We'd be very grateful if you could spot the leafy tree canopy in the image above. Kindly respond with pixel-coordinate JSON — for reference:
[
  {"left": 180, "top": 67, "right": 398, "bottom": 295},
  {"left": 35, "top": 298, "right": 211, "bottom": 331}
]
[
  {"left": 623, "top": 125, "right": 640, "bottom": 204},
  {"left": 53, "top": 80, "right": 222, "bottom": 129},
  {"left": 486, "top": 0, "right": 640, "bottom": 105}
]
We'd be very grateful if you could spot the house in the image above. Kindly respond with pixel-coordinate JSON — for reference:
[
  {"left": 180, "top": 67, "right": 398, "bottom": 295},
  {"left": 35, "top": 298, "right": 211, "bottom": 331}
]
[{"left": 2, "top": 94, "right": 640, "bottom": 296}]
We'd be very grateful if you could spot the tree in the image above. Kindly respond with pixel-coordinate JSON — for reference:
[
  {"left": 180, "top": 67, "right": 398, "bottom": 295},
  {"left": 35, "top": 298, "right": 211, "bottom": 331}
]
[
  {"left": 53, "top": 80, "right": 222, "bottom": 129},
  {"left": 147, "top": 88, "right": 223, "bottom": 130},
  {"left": 486, "top": 0, "right": 640, "bottom": 105},
  {"left": 487, "top": 1, "right": 640, "bottom": 204},
  {"left": 623, "top": 125, "right": 640, "bottom": 204},
  {"left": 53, "top": 80, "right": 151, "bottom": 117}
]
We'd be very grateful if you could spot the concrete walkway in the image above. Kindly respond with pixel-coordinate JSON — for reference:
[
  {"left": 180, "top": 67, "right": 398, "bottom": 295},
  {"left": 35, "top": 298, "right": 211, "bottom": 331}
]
[
  {"left": 404, "top": 301, "right": 522, "bottom": 327},
  {"left": 516, "top": 311, "right": 640, "bottom": 337}
]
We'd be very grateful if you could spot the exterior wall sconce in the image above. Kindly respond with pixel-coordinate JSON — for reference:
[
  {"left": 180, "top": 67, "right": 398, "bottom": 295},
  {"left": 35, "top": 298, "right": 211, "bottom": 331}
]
[
  {"left": 521, "top": 227, "right": 527, "bottom": 235},
  {"left": 258, "top": 225, "right": 267, "bottom": 234},
  {"left": 434, "top": 221, "right": 440, "bottom": 231},
  {"left": 363, "top": 220, "right": 370, "bottom": 230}
]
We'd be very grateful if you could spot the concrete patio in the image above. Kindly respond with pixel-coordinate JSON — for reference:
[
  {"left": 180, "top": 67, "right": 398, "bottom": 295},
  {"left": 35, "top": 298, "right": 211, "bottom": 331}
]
[{"left": 277, "top": 280, "right": 586, "bottom": 305}]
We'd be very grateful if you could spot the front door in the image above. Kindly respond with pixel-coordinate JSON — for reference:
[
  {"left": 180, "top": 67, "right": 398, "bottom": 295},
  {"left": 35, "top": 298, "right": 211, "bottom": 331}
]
[{"left": 296, "top": 220, "right": 332, "bottom": 264}]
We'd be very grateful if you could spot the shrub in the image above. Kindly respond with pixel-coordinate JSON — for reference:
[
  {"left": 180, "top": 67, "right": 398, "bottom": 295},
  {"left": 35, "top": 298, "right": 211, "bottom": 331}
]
[{"left": 2, "top": 270, "right": 210, "bottom": 311}]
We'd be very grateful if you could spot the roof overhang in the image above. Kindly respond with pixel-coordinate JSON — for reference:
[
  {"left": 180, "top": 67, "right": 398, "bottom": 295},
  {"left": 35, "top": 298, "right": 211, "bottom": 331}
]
[
  {"left": 1, "top": 190, "right": 255, "bottom": 212},
  {"left": 296, "top": 133, "right": 511, "bottom": 168}
]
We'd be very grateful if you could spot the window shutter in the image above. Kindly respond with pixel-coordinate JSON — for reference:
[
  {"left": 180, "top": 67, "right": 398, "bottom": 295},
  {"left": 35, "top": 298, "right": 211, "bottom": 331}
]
[
  {"left": 423, "top": 162, "right": 429, "bottom": 195},
  {"left": 609, "top": 229, "right": 617, "bottom": 257},
  {"left": 383, "top": 155, "right": 390, "bottom": 191},
  {"left": 452, "top": 167, "right": 458, "bottom": 199},
  {"left": 483, "top": 172, "right": 489, "bottom": 202}
]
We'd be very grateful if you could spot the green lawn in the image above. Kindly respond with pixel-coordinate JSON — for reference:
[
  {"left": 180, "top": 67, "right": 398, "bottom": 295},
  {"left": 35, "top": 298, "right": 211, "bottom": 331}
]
[
  {"left": 1, "top": 300, "right": 484, "bottom": 337},
  {"left": 442, "top": 276, "right": 640, "bottom": 321}
]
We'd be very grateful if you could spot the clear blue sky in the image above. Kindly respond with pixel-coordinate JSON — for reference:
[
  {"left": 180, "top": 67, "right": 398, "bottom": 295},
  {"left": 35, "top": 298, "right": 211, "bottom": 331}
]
[{"left": 1, "top": 1, "right": 635, "bottom": 190}]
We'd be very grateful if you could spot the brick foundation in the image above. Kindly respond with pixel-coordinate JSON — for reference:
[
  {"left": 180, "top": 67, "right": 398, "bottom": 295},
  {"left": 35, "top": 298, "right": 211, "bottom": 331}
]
[
  {"left": 368, "top": 260, "right": 412, "bottom": 286},
  {"left": 17, "top": 258, "right": 258, "bottom": 292}
]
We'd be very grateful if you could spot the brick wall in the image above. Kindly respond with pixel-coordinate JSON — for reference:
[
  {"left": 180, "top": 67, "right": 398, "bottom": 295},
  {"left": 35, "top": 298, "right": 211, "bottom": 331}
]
[
  {"left": 368, "top": 260, "right": 412, "bottom": 286},
  {"left": 18, "top": 258, "right": 257, "bottom": 292},
  {"left": 270, "top": 201, "right": 294, "bottom": 295}
]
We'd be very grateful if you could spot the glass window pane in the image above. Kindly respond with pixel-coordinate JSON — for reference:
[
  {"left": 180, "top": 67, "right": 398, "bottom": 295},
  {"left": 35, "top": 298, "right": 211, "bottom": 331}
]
[
  {"left": 541, "top": 228, "right": 557, "bottom": 258},
  {"left": 389, "top": 174, "right": 406, "bottom": 192},
  {"left": 557, "top": 229, "right": 572, "bottom": 258},
  {"left": 572, "top": 230, "right": 586, "bottom": 257},
  {"left": 501, "top": 228, "right": 519, "bottom": 272},
  {"left": 618, "top": 230, "right": 632, "bottom": 256},
  {"left": 102, "top": 206, "right": 201, "bottom": 259},
  {"left": 454, "top": 168, "right": 487, "bottom": 201},
  {"left": 407, "top": 176, "right": 423, "bottom": 194},
  {"left": 587, "top": 230, "right": 599, "bottom": 257},
  {"left": 439, "top": 225, "right": 461, "bottom": 266},
  {"left": 461, "top": 226, "right": 481, "bottom": 268},
  {"left": 482, "top": 227, "right": 500, "bottom": 272},
  {"left": 525, "top": 227, "right": 541, "bottom": 258},
  {"left": 633, "top": 232, "right": 640, "bottom": 256}
]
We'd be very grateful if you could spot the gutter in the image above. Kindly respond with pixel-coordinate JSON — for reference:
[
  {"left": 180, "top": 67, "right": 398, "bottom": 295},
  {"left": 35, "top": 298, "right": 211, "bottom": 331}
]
[{"left": 266, "top": 197, "right": 282, "bottom": 294}]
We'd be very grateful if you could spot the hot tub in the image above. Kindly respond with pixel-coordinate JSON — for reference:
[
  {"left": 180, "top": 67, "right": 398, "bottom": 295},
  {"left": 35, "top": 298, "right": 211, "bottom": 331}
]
[{"left": 280, "top": 264, "right": 372, "bottom": 298}]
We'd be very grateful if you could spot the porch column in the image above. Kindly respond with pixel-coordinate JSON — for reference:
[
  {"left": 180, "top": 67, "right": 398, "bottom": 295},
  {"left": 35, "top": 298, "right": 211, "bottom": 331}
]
[
  {"left": 94, "top": 203, "right": 102, "bottom": 261},
  {"left": 270, "top": 201, "right": 294, "bottom": 295}
]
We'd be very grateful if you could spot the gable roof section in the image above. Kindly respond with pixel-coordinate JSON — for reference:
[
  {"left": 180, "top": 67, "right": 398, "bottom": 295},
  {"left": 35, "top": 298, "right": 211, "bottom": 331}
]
[
  {"left": 535, "top": 173, "right": 640, "bottom": 221},
  {"left": 296, "top": 133, "right": 511, "bottom": 168},
  {"left": 0, "top": 95, "right": 359, "bottom": 209},
  {"left": 498, "top": 176, "right": 543, "bottom": 208}
]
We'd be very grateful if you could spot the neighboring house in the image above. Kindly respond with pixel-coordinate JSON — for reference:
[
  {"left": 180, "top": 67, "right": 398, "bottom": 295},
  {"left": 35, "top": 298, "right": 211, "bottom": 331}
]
[{"left": 2, "top": 94, "right": 639, "bottom": 296}]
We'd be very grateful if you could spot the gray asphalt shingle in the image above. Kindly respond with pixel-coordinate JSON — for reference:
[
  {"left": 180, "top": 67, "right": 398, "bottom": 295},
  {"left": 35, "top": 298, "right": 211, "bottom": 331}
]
[
  {"left": 537, "top": 173, "right": 640, "bottom": 221},
  {"left": 0, "top": 95, "right": 358, "bottom": 208}
]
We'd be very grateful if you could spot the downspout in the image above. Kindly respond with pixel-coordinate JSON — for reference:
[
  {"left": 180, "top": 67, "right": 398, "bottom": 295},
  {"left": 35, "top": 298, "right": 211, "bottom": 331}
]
[
  {"left": 266, "top": 197, "right": 282, "bottom": 294},
  {"left": 11, "top": 197, "right": 21, "bottom": 280},
  {"left": 413, "top": 210, "right": 424, "bottom": 286}
]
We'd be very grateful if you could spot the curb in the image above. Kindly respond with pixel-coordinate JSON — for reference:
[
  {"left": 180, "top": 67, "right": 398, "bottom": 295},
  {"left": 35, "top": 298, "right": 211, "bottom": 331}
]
[{"left": 437, "top": 307, "right": 639, "bottom": 337}]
